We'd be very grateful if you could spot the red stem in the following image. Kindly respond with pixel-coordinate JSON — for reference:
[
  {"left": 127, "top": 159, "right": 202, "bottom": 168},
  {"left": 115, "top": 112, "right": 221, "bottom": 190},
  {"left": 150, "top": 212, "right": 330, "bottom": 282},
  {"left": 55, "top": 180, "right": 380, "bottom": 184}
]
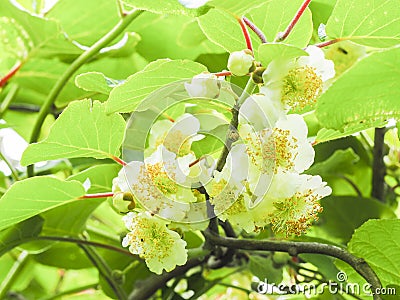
[
  {"left": 111, "top": 156, "right": 127, "bottom": 166},
  {"left": 242, "top": 16, "right": 267, "bottom": 43},
  {"left": 276, "top": 0, "right": 312, "bottom": 42},
  {"left": 237, "top": 17, "right": 253, "bottom": 52},
  {"left": 314, "top": 38, "right": 342, "bottom": 48},
  {"left": 189, "top": 156, "right": 204, "bottom": 168},
  {"left": 81, "top": 192, "right": 114, "bottom": 199},
  {"left": 0, "top": 62, "right": 22, "bottom": 87},
  {"left": 213, "top": 71, "right": 232, "bottom": 77}
]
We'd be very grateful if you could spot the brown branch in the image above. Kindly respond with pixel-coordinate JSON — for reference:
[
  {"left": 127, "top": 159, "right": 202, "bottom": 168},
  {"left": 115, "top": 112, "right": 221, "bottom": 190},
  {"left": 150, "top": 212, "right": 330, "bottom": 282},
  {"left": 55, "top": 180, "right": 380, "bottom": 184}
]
[{"left": 204, "top": 230, "right": 383, "bottom": 300}]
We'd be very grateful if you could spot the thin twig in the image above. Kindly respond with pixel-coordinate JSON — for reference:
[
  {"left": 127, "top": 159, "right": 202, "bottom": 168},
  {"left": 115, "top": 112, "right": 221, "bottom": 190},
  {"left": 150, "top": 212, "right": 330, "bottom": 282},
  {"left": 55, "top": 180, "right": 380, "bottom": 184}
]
[
  {"left": 81, "top": 192, "right": 114, "bottom": 199},
  {"left": 0, "top": 84, "right": 19, "bottom": 118},
  {"left": 0, "top": 251, "right": 29, "bottom": 299},
  {"left": 27, "top": 10, "right": 143, "bottom": 177},
  {"left": 0, "top": 151, "right": 20, "bottom": 181},
  {"left": 0, "top": 62, "right": 22, "bottom": 87},
  {"left": 36, "top": 236, "right": 135, "bottom": 258},
  {"left": 236, "top": 17, "right": 253, "bottom": 52},
  {"left": 275, "top": 0, "right": 312, "bottom": 42},
  {"left": 314, "top": 38, "right": 343, "bottom": 48},
  {"left": 79, "top": 245, "right": 128, "bottom": 300},
  {"left": 243, "top": 16, "right": 267, "bottom": 43}
]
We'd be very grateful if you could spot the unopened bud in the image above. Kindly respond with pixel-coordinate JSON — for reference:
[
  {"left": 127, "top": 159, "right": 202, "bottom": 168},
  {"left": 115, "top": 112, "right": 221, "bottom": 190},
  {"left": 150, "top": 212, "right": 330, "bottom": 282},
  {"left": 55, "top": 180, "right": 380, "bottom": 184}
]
[{"left": 227, "top": 50, "right": 255, "bottom": 76}]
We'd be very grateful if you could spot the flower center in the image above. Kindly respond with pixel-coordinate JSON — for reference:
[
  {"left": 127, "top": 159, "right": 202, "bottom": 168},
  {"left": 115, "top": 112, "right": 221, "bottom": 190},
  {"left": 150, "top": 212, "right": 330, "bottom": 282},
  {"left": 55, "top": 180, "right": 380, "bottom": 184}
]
[
  {"left": 244, "top": 128, "right": 298, "bottom": 173},
  {"left": 147, "top": 163, "right": 178, "bottom": 195},
  {"left": 269, "top": 189, "right": 323, "bottom": 236},
  {"left": 156, "top": 130, "right": 191, "bottom": 156},
  {"left": 281, "top": 66, "right": 323, "bottom": 110}
]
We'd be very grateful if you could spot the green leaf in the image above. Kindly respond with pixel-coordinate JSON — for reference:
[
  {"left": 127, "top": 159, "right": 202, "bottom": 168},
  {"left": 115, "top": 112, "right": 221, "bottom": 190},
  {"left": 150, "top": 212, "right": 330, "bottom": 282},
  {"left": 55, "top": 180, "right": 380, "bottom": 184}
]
[
  {"left": 208, "top": 0, "right": 266, "bottom": 15},
  {"left": 0, "top": 16, "right": 32, "bottom": 73},
  {"left": 67, "top": 164, "right": 120, "bottom": 193},
  {"left": 306, "top": 148, "right": 360, "bottom": 177},
  {"left": 249, "top": 256, "right": 283, "bottom": 283},
  {"left": 75, "top": 72, "right": 121, "bottom": 95},
  {"left": 121, "top": 0, "right": 209, "bottom": 16},
  {"left": 0, "top": 216, "right": 44, "bottom": 256},
  {"left": 105, "top": 59, "right": 207, "bottom": 114},
  {"left": 319, "top": 196, "right": 396, "bottom": 242},
  {"left": 198, "top": 0, "right": 313, "bottom": 53},
  {"left": 0, "top": 0, "right": 80, "bottom": 59},
  {"left": 46, "top": 0, "right": 119, "bottom": 46},
  {"left": 197, "top": 9, "right": 245, "bottom": 53},
  {"left": 14, "top": 58, "right": 92, "bottom": 106},
  {"left": 21, "top": 99, "right": 126, "bottom": 165},
  {"left": 41, "top": 199, "right": 103, "bottom": 236},
  {"left": 191, "top": 124, "right": 228, "bottom": 157},
  {"left": 348, "top": 219, "right": 400, "bottom": 286},
  {"left": 257, "top": 43, "right": 308, "bottom": 66},
  {"left": 326, "top": 0, "right": 400, "bottom": 47},
  {"left": 246, "top": 0, "right": 313, "bottom": 48},
  {"left": 0, "top": 177, "right": 85, "bottom": 232},
  {"left": 316, "top": 47, "right": 400, "bottom": 131}
]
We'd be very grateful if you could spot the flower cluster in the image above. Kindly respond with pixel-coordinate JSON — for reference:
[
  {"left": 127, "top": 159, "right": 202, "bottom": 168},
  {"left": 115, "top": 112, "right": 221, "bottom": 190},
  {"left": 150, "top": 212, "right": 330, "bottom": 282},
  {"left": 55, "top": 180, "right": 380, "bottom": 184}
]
[
  {"left": 113, "top": 45, "right": 334, "bottom": 274},
  {"left": 205, "top": 46, "right": 334, "bottom": 236},
  {"left": 113, "top": 112, "right": 213, "bottom": 273}
]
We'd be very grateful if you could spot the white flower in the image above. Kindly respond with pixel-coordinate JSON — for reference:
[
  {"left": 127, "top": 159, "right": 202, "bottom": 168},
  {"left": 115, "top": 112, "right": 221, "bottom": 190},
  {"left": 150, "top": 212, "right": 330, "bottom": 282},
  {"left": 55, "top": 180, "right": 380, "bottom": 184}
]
[
  {"left": 239, "top": 93, "right": 285, "bottom": 130},
  {"left": 185, "top": 73, "right": 222, "bottom": 98},
  {"left": 227, "top": 50, "right": 255, "bottom": 76},
  {"left": 147, "top": 114, "right": 204, "bottom": 156},
  {"left": 114, "top": 146, "right": 196, "bottom": 221},
  {"left": 122, "top": 211, "right": 187, "bottom": 274},
  {"left": 205, "top": 144, "right": 256, "bottom": 231},
  {"left": 261, "top": 45, "right": 335, "bottom": 111},
  {"left": 178, "top": 0, "right": 209, "bottom": 9},
  {"left": 250, "top": 173, "right": 331, "bottom": 235},
  {"left": 266, "top": 174, "right": 332, "bottom": 236},
  {"left": 0, "top": 128, "right": 28, "bottom": 176},
  {"left": 240, "top": 114, "right": 314, "bottom": 176}
]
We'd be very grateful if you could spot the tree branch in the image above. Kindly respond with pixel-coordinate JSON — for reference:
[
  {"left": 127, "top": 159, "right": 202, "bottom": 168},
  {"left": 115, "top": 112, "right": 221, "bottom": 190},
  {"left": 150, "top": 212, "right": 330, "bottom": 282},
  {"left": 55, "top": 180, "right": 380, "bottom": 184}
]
[
  {"left": 371, "top": 127, "right": 386, "bottom": 202},
  {"left": 128, "top": 256, "right": 207, "bottom": 300},
  {"left": 203, "top": 230, "right": 383, "bottom": 300},
  {"left": 79, "top": 244, "right": 128, "bottom": 300},
  {"left": 216, "top": 78, "right": 256, "bottom": 172}
]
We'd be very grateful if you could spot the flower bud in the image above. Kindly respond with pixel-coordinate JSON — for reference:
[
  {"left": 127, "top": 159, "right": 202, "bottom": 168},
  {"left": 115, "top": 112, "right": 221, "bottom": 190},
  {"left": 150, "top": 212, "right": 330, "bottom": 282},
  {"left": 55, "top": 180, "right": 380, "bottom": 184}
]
[
  {"left": 184, "top": 72, "right": 221, "bottom": 98},
  {"left": 112, "top": 191, "right": 135, "bottom": 213},
  {"left": 227, "top": 50, "right": 255, "bottom": 76}
]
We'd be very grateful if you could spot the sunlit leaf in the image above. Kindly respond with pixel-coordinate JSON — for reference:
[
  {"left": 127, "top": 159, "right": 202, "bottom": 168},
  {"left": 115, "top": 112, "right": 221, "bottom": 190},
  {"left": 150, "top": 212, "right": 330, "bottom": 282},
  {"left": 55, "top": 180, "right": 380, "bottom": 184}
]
[
  {"left": 326, "top": 0, "right": 400, "bottom": 47},
  {"left": 0, "top": 177, "right": 85, "bottom": 231},
  {"left": 105, "top": 59, "right": 207, "bottom": 114},
  {"left": 316, "top": 47, "right": 400, "bottom": 131},
  {"left": 348, "top": 219, "right": 400, "bottom": 286},
  {"left": 21, "top": 99, "right": 126, "bottom": 165}
]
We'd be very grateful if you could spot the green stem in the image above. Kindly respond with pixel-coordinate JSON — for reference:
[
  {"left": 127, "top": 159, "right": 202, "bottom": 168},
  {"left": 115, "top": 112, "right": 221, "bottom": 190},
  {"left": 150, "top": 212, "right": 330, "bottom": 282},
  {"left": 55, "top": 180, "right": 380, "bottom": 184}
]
[
  {"left": 0, "top": 251, "right": 29, "bottom": 299},
  {"left": 0, "top": 84, "right": 19, "bottom": 118},
  {"left": 36, "top": 236, "right": 135, "bottom": 258},
  {"left": 27, "top": 9, "right": 143, "bottom": 177},
  {"left": 0, "top": 151, "right": 20, "bottom": 181},
  {"left": 40, "top": 284, "right": 98, "bottom": 300},
  {"left": 79, "top": 245, "right": 127, "bottom": 300}
]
